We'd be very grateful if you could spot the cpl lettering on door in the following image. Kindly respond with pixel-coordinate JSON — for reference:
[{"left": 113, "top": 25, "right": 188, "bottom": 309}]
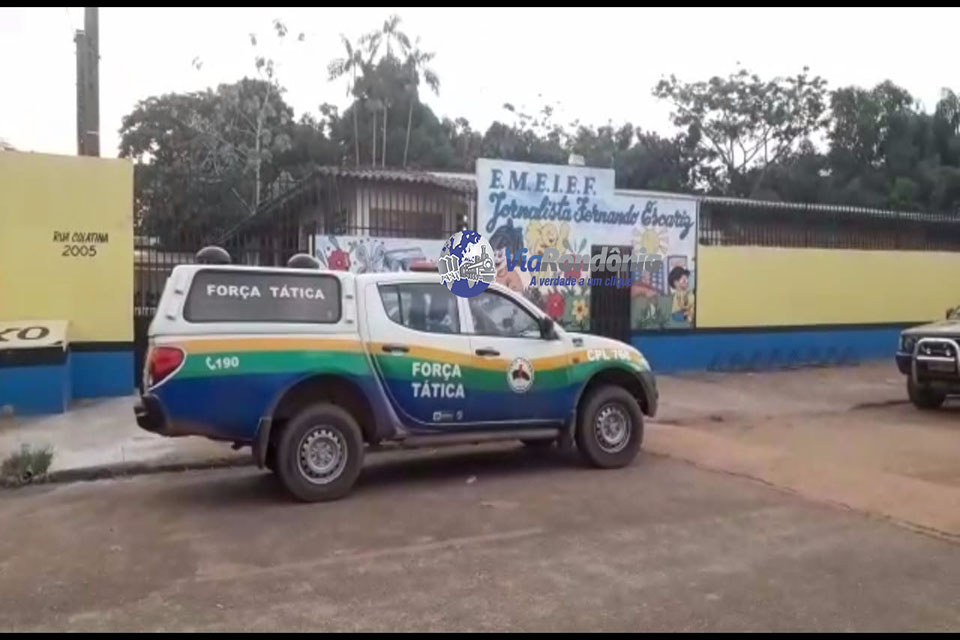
[
  {"left": 587, "top": 348, "right": 633, "bottom": 362},
  {"left": 0, "top": 321, "right": 68, "bottom": 350}
]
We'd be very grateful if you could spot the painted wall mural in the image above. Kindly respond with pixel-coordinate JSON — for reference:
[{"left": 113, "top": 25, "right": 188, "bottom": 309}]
[
  {"left": 314, "top": 234, "right": 448, "bottom": 274},
  {"left": 475, "top": 158, "right": 699, "bottom": 331}
]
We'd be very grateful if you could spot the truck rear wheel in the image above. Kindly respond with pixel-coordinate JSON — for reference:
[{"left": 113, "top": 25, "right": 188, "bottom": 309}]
[
  {"left": 907, "top": 378, "right": 946, "bottom": 410},
  {"left": 575, "top": 385, "right": 643, "bottom": 469},
  {"left": 275, "top": 403, "right": 364, "bottom": 502}
]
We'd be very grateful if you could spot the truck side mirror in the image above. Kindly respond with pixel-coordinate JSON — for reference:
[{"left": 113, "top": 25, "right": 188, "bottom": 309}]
[{"left": 539, "top": 316, "right": 557, "bottom": 340}]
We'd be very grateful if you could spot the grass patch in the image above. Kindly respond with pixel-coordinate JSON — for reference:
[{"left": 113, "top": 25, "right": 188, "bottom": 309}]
[{"left": 2, "top": 444, "right": 54, "bottom": 486}]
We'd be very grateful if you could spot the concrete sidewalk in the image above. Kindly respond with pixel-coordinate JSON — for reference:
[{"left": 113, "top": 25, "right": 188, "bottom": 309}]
[{"left": 0, "top": 395, "right": 248, "bottom": 478}]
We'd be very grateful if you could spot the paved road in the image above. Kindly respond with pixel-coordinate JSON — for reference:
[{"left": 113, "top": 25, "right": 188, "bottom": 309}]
[{"left": 2, "top": 445, "right": 959, "bottom": 632}]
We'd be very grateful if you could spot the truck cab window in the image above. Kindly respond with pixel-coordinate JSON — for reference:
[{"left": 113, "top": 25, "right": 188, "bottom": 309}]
[
  {"left": 379, "top": 283, "right": 460, "bottom": 334},
  {"left": 468, "top": 291, "right": 540, "bottom": 338}
]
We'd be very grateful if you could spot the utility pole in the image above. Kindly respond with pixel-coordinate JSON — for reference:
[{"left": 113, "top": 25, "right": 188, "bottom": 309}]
[{"left": 74, "top": 7, "right": 100, "bottom": 156}]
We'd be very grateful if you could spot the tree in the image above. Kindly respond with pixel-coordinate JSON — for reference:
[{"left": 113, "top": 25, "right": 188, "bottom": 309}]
[
  {"left": 567, "top": 122, "right": 634, "bottom": 168},
  {"left": 654, "top": 66, "right": 829, "bottom": 196},
  {"left": 440, "top": 117, "right": 482, "bottom": 171},
  {"left": 615, "top": 130, "right": 698, "bottom": 193},
  {"left": 827, "top": 81, "right": 914, "bottom": 182},
  {"left": 330, "top": 66, "right": 456, "bottom": 171},
  {"left": 119, "top": 81, "right": 300, "bottom": 244},
  {"left": 819, "top": 80, "right": 960, "bottom": 213},
  {"left": 360, "top": 14, "right": 411, "bottom": 167},
  {"left": 196, "top": 19, "right": 302, "bottom": 211},
  {"left": 327, "top": 34, "right": 364, "bottom": 167},
  {"left": 402, "top": 40, "right": 440, "bottom": 167},
  {"left": 937, "top": 89, "right": 960, "bottom": 135}
]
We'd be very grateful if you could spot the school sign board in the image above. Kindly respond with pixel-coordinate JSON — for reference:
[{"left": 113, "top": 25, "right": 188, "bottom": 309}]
[{"left": 475, "top": 158, "right": 698, "bottom": 331}]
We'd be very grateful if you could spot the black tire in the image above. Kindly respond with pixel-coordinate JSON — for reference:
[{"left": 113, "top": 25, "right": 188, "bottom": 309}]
[
  {"left": 275, "top": 404, "right": 364, "bottom": 502},
  {"left": 907, "top": 378, "right": 946, "bottom": 410},
  {"left": 575, "top": 385, "right": 644, "bottom": 469},
  {"left": 264, "top": 444, "right": 277, "bottom": 471}
]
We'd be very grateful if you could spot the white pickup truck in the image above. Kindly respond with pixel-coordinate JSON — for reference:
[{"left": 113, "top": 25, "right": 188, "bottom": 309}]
[{"left": 136, "top": 255, "right": 658, "bottom": 502}]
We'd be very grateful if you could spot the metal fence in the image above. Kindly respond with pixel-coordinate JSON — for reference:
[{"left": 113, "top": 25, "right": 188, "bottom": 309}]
[{"left": 699, "top": 197, "right": 960, "bottom": 250}]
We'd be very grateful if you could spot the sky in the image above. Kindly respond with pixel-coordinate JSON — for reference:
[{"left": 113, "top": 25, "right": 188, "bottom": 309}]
[{"left": 2, "top": 7, "right": 960, "bottom": 159}]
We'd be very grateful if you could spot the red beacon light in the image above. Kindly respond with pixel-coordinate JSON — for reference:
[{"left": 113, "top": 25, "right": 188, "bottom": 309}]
[{"left": 408, "top": 259, "right": 439, "bottom": 272}]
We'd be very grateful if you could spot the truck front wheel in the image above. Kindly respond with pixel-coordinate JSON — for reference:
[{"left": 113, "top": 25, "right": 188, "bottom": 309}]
[
  {"left": 575, "top": 385, "right": 644, "bottom": 469},
  {"left": 275, "top": 404, "right": 364, "bottom": 502},
  {"left": 907, "top": 378, "right": 946, "bottom": 410}
]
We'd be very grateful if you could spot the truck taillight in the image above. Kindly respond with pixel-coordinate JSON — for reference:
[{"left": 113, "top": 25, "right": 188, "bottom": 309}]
[{"left": 147, "top": 346, "right": 184, "bottom": 387}]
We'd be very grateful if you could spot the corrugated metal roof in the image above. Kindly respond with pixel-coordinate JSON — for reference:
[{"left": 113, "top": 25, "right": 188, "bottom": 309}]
[
  {"left": 314, "top": 166, "right": 475, "bottom": 193},
  {"left": 217, "top": 166, "right": 475, "bottom": 242}
]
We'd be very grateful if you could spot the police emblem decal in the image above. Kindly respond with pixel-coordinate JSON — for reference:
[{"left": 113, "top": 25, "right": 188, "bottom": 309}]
[{"left": 506, "top": 357, "right": 534, "bottom": 394}]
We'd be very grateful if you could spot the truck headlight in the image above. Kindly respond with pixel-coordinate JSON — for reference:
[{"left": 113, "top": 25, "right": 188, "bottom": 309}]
[
  {"left": 636, "top": 352, "right": 650, "bottom": 370},
  {"left": 901, "top": 335, "right": 918, "bottom": 353}
]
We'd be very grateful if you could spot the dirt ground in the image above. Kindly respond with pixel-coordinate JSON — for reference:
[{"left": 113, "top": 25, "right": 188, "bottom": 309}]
[
  {"left": 1, "top": 362, "right": 959, "bottom": 632},
  {"left": 650, "top": 362, "right": 960, "bottom": 538}
]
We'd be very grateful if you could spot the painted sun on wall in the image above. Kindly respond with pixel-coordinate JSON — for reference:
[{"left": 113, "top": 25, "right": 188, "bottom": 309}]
[
  {"left": 477, "top": 158, "right": 698, "bottom": 332},
  {"left": 631, "top": 228, "right": 696, "bottom": 330}
]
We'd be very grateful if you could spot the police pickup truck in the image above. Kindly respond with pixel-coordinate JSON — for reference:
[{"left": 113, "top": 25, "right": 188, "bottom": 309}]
[
  {"left": 135, "top": 251, "right": 658, "bottom": 502},
  {"left": 897, "top": 306, "right": 960, "bottom": 410}
]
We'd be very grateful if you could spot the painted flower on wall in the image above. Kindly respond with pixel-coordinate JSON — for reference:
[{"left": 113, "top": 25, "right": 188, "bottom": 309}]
[
  {"left": 572, "top": 296, "right": 589, "bottom": 324},
  {"left": 525, "top": 221, "right": 570, "bottom": 257},
  {"left": 562, "top": 263, "right": 582, "bottom": 281},
  {"left": 349, "top": 239, "right": 387, "bottom": 273},
  {"left": 545, "top": 291, "right": 566, "bottom": 320},
  {"left": 327, "top": 248, "right": 351, "bottom": 271}
]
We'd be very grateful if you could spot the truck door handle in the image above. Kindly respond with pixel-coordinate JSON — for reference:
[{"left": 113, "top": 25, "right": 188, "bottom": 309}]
[
  {"left": 475, "top": 347, "right": 500, "bottom": 357},
  {"left": 381, "top": 344, "right": 409, "bottom": 353}
]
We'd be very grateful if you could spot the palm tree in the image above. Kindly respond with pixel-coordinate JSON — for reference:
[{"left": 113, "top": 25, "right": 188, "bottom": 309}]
[
  {"left": 327, "top": 34, "right": 363, "bottom": 167},
  {"left": 376, "top": 14, "right": 411, "bottom": 61},
  {"left": 402, "top": 42, "right": 440, "bottom": 168},
  {"left": 357, "top": 32, "right": 382, "bottom": 166},
  {"left": 362, "top": 15, "right": 411, "bottom": 167}
]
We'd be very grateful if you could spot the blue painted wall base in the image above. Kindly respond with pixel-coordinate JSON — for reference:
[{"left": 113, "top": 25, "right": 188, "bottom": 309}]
[
  {"left": 0, "top": 354, "right": 72, "bottom": 415},
  {"left": 71, "top": 350, "right": 135, "bottom": 398},
  {"left": 0, "top": 350, "right": 133, "bottom": 416},
  {"left": 632, "top": 326, "right": 904, "bottom": 374}
]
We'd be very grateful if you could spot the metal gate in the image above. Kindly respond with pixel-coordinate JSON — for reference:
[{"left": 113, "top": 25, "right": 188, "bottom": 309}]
[{"left": 588, "top": 245, "right": 633, "bottom": 343}]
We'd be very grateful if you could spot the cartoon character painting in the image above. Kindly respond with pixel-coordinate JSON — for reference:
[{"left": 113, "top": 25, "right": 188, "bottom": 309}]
[
  {"left": 668, "top": 265, "right": 695, "bottom": 324},
  {"left": 488, "top": 220, "right": 526, "bottom": 293}
]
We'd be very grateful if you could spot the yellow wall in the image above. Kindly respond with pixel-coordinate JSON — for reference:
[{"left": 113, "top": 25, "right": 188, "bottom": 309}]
[
  {"left": 0, "top": 152, "right": 133, "bottom": 342},
  {"left": 697, "top": 246, "right": 960, "bottom": 328}
]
